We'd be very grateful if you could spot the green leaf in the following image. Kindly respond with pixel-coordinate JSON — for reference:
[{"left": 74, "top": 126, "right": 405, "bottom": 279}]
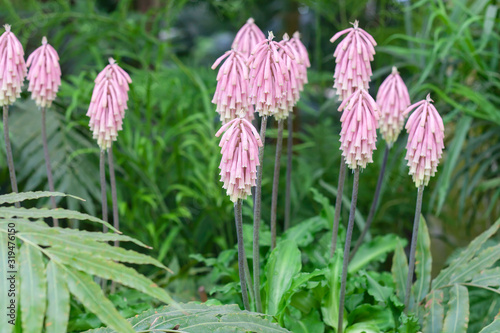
[
  {"left": 413, "top": 215, "right": 432, "bottom": 304},
  {"left": 47, "top": 247, "right": 173, "bottom": 305},
  {"left": 433, "top": 218, "right": 500, "bottom": 289},
  {"left": 471, "top": 267, "right": 500, "bottom": 287},
  {"left": 448, "top": 243, "right": 500, "bottom": 285},
  {"left": 479, "top": 318, "right": 500, "bottom": 333},
  {"left": 345, "top": 322, "right": 380, "bottom": 333},
  {"left": 0, "top": 232, "right": 15, "bottom": 332},
  {"left": 347, "top": 304, "right": 394, "bottom": 331},
  {"left": 391, "top": 238, "right": 408, "bottom": 302},
  {"left": 0, "top": 207, "right": 119, "bottom": 233},
  {"left": 362, "top": 272, "right": 393, "bottom": 305},
  {"left": 423, "top": 290, "right": 444, "bottom": 333},
  {"left": 321, "top": 250, "right": 345, "bottom": 332},
  {"left": 0, "top": 191, "right": 83, "bottom": 205},
  {"left": 349, "top": 234, "right": 406, "bottom": 273},
  {"left": 284, "top": 308, "right": 325, "bottom": 333},
  {"left": 265, "top": 240, "right": 301, "bottom": 316},
  {"left": 282, "top": 216, "right": 328, "bottom": 247},
  {"left": 45, "top": 261, "right": 70, "bottom": 333},
  {"left": 63, "top": 266, "right": 135, "bottom": 333},
  {"left": 442, "top": 284, "right": 469, "bottom": 333},
  {"left": 19, "top": 243, "right": 47, "bottom": 333}
]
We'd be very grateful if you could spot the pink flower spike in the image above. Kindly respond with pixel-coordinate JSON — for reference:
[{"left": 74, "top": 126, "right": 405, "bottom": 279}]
[
  {"left": 290, "top": 31, "right": 310, "bottom": 90},
  {"left": 376, "top": 66, "right": 411, "bottom": 146},
  {"left": 404, "top": 94, "right": 444, "bottom": 187},
  {"left": 276, "top": 33, "right": 301, "bottom": 118},
  {"left": 0, "top": 24, "right": 27, "bottom": 106},
  {"left": 232, "top": 18, "right": 266, "bottom": 59},
  {"left": 338, "top": 88, "right": 379, "bottom": 169},
  {"left": 87, "top": 58, "right": 132, "bottom": 150},
  {"left": 212, "top": 49, "right": 254, "bottom": 124},
  {"left": 330, "top": 20, "right": 377, "bottom": 101},
  {"left": 216, "top": 117, "right": 263, "bottom": 202},
  {"left": 26, "top": 36, "right": 61, "bottom": 108}
]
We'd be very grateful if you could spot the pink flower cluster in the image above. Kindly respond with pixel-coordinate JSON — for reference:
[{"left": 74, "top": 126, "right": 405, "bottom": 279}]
[
  {"left": 0, "top": 25, "right": 27, "bottom": 106},
  {"left": 290, "top": 31, "right": 310, "bottom": 91},
  {"left": 338, "top": 88, "right": 379, "bottom": 169},
  {"left": 211, "top": 50, "right": 254, "bottom": 123},
  {"left": 376, "top": 67, "right": 411, "bottom": 146},
  {"left": 232, "top": 18, "right": 266, "bottom": 59},
  {"left": 26, "top": 37, "right": 61, "bottom": 108},
  {"left": 87, "top": 58, "right": 132, "bottom": 150},
  {"left": 276, "top": 33, "right": 301, "bottom": 118},
  {"left": 330, "top": 20, "right": 377, "bottom": 101},
  {"left": 404, "top": 94, "right": 445, "bottom": 187},
  {"left": 216, "top": 118, "right": 263, "bottom": 202}
]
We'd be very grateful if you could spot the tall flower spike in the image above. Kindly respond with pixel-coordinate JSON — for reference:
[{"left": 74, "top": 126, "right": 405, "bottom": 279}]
[
  {"left": 248, "top": 32, "right": 294, "bottom": 119},
  {"left": 404, "top": 94, "right": 444, "bottom": 187},
  {"left": 232, "top": 18, "right": 266, "bottom": 59},
  {"left": 277, "top": 33, "right": 301, "bottom": 117},
  {"left": 26, "top": 37, "right": 61, "bottom": 108},
  {"left": 87, "top": 58, "right": 132, "bottom": 150},
  {"left": 289, "top": 31, "right": 310, "bottom": 91},
  {"left": 339, "top": 88, "right": 379, "bottom": 169},
  {"left": 0, "top": 24, "right": 27, "bottom": 106},
  {"left": 376, "top": 66, "right": 410, "bottom": 146},
  {"left": 216, "top": 117, "right": 263, "bottom": 202},
  {"left": 330, "top": 20, "right": 377, "bottom": 101},
  {"left": 211, "top": 49, "right": 254, "bottom": 124}
]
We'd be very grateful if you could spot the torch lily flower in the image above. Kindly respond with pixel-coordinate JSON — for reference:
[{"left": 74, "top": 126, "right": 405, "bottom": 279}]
[
  {"left": 232, "top": 18, "right": 266, "bottom": 59},
  {"left": 0, "top": 24, "right": 27, "bottom": 106}
]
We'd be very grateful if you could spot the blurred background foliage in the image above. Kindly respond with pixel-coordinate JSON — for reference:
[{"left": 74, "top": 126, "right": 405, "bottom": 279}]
[{"left": 0, "top": 0, "right": 499, "bottom": 303}]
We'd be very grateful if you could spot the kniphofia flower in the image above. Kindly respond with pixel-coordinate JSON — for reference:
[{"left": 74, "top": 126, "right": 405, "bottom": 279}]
[
  {"left": 376, "top": 66, "right": 410, "bottom": 146},
  {"left": 0, "top": 24, "right": 27, "bottom": 106},
  {"left": 404, "top": 94, "right": 444, "bottom": 187},
  {"left": 330, "top": 20, "right": 377, "bottom": 101},
  {"left": 232, "top": 18, "right": 266, "bottom": 59},
  {"left": 277, "top": 33, "right": 301, "bottom": 116},
  {"left": 339, "top": 88, "right": 379, "bottom": 169},
  {"left": 211, "top": 49, "right": 254, "bottom": 123},
  {"left": 248, "top": 32, "right": 294, "bottom": 119},
  {"left": 87, "top": 58, "right": 132, "bottom": 150},
  {"left": 216, "top": 117, "right": 263, "bottom": 202},
  {"left": 26, "top": 37, "right": 61, "bottom": 108},
  {"left": 289, "top": 31, "right": 310, "bottom": 91}
]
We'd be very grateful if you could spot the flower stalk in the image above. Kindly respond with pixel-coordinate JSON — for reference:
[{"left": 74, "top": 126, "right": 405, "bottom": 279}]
[
  {"left": 41, "top": 107, "right": 58, "bottom": 225},
  {"left": 235, "top": 199, "right": 250, "bottom": 311},
  {"left": 108, "top": 146, "right": 119, "bottom": 245},
  {"left": 270, "top": 119, "right": 284, "bottom": 250},
  {"left": 100, "top": 149, "right": 108, "bottom": 230},
  {"left": 284, "top": 114, "right": 293, "bottom": 231},
  {"left": 3, "top": 106, "right": 19, "bottom": 208},
  {"left": 330, "top": 158, "right": 346, "bottom": 258}
]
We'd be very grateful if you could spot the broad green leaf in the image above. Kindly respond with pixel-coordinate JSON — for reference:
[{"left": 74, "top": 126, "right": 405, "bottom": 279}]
[
  {"left": 321, "top": 250, "right": 345, "bottom": 332},
  {"left": 347, "top": 304, "right": 394, "bottom": 331},
  {"left": 349, "top": 234, "right": 406, "bottom": 273},
  {"left": 423, "top": 290, "right": 444, "bottom": 333},
  {"left": 471, "top": 267, "right": 500, "bottom": 287},
  {"left": 362, "top": 272, "right": 392, "bottom": 305},
  {"left": 391, "top": 238, "right": 408, "bottom": 302},
  {"left": 0, "top": 207, "right": 118, "bottom": 233},
  {"left": 285, "top": 308, "right": 325, "bottom": 333},
  {"left": 45, "top": 261, "right": 70, "bottom": 333},
  {"left": 282, "top": 216, "right": 328, "bottom": 247},
  {"left": 345, "top": 322, "right": 380, "bottom": 333},
  {"left": 433, "top": 218, "right": 500, "bottom": 289},
  {"left": 442, "top": 284, "right": 469, "bottom": 333},
  {"left": 0, "top": 232, "right": 15, "bottom": 332},
  {"left": 47, "top": 247, "right": 173, "bottom": 305},
  {"left": 63, "top": 266, "right": 135, "bottom": 333},
  {"left": 86, "top": 303, "right": 290, "bottom": 332},
  {"left": 413, "top": 215, "right": 432, "bottom": 304},
  {"left": 0, "top": 191, "right": 82, "bottom": 205},
  {"left": 448, "top": 243, "right": 500, "bottom": 285},
  {"left": 479, "top": 318, "right": 500, "bottom": 333},
  {"left": 19, "top": 243, "right": 46, "bottom": 333},
  {"left": 265, "top": 240, "right": 301, "bottom": 316}
]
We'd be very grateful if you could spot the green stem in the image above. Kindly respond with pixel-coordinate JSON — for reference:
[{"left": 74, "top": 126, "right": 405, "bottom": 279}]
[
  {"left": 107, "top": 146, "right": 119, "bottom": 245},
  {"left": 235, "top": 199, "right": 250, "bottom": 311},
  {"left": 41, "top": 107, "right": 58, "bottom": 226},
  {"left": 330, "top": 158, "right": 346, "bottom": 258},
  {"left": 405, "top": 185, "right": 424, "bottom": 311},
  {"left": 284, "top": 114, "right": 293, "bottom": 231},
  {"left": 3, "top": 105, "right": 20, "bottom": 208},
  {"left": 338, "top": 168, "right": 360, "bottom": 333},
  {"left": 270, "top": 119, "right": 284, "bottom": 250},
  {"left": 100, "top": 150, "right": 108, "bottom": 230}
]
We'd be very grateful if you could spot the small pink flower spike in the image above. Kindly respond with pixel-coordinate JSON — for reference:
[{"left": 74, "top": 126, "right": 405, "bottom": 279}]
[
  {"left": 376, "top": 66, "right": 411, "bottom": 146},
  {"left": 277, "top": 33, "right": 301, "bottom": 118},
  {"left": 211, "top": 49, "right": 254, "bottom": 124},
  {"left": 338, "top": 88, "right": 379, "bottom": 169},
  {"left": 404, "top": 94, "right": 445, "bottom": 187},
  {"left": 248, "top": 31, "right": 295, "bottom": 119},
  {"left": 232, "top": 18, "right": 266, "bottom": 59},
  {"left": 0, "top": 24, "right": 27, "bottom": 106},
  {"left": 330, "top": 20, "right": 377, "bottom": 101},
  {"left": 26, "top": 36, "right": 61, "bottom": 108},
  {"left": 290, "top": 31, "right": 310, "bottom": 90},
  {"left": 87, "top": 58, "right": 132, "bottom": 150},
  {"left": 215, "top": 117, "right": 263, "bottom": 202}
]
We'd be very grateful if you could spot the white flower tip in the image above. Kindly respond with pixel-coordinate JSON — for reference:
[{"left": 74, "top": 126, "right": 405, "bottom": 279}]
[
  {"left": 108, "top": 57, "right": 116, "bottom": 65},
  {"left": 392, "top": 66, "right": 398, "bottom": 74},
  {"left": 268, "top": 31, "right": 275, "bottom": 41},
  {"left": 426, "top": 93, "right": 433, "bottom": 103},
  {"left": 42, "top": 36, "right": 48, "bottom": 45},
  {"left": 293, "top": 31, "right": 300, "bottom": 39},
  {"left": 282, "top": 33, "right": 290, "bottom": 41},
  {"left": 4, "top": 24, "right": 11, "bottom": 32},
  {"left": 247, "top": 17, "right": 255, "bottom": 24}
]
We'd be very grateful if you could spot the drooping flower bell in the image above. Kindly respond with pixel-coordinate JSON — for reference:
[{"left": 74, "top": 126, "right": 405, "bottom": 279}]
[
  {"left": 0, "top": 24, "right": 27, "bottom": 106},
  {"left": 211, "top": 49, "right": 253, "bottom": 124},
  {"left": 376, "top": 66, "right": 411, "bottom": 146},
  {"left": 330, "top": 20, "right": 377, "bottom": 101},
  {"left": 338, "top": 88, "right": 379, "bottom": 169},
  {"left": 277, "top": 33, "right": 301, "bottom": 116},
  {"left": 216, "top": 117, "right": 263, "bottom": 202},
  {"left": 26, "top": 37, "right": 61, "bottom": 108},
  {"left": 87, "top": 58, "right": 132, "bottom": 150},
  {"left": 404, "top": 94, "right": 444, "bottom": 187},
  {"left": 248, "top": 32, "right": 294, "bottom": 119},
  {"left": 232, "top": 18, "right": 266, "bottom": 59},
  {"left": 289, "top": 31, "right": 310, "bottom": 91}
]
